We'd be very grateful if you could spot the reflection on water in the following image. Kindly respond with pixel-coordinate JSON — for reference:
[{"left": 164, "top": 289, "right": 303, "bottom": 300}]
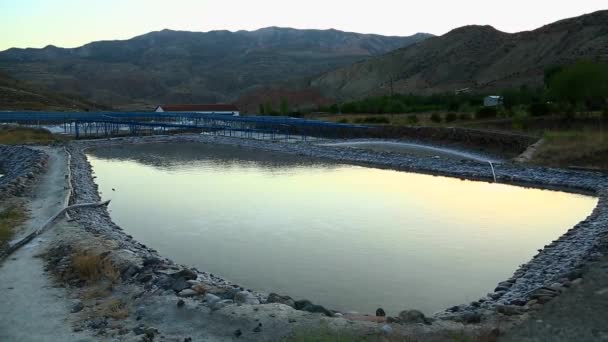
[{"left": 88, "top": 143, "right": 597, "bottom": 315}]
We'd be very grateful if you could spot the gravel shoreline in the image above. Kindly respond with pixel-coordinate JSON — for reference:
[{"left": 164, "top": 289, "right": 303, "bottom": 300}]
[
  {"left": 66, "top": 134, "right": 608, "bottom": 323},
  {"left": 0, "top": 145, "right": 48, "bottom": 201}
]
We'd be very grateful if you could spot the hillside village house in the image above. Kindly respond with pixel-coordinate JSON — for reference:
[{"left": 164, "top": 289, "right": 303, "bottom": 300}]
[
  {"left": 155, "top": 104, "right": 240, "bottom": 116},
  {"left": 483, "top": 96, "right": 504, "bottom": 107}
]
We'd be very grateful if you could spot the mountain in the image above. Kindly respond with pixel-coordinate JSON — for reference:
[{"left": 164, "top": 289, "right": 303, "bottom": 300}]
[
  {"left": 309, "top": 10, "right": 608, "bottom": 100},
  {"left": 0, "top": 28, "right": 432, "bottom": 109},
  {"left": 0, "top": 72, "right": 107, "bottom": 111}
]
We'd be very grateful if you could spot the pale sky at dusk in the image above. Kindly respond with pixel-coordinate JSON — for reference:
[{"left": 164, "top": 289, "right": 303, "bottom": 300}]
[{"left": 0, "top": 0, "right": 606, "bottom": 51}]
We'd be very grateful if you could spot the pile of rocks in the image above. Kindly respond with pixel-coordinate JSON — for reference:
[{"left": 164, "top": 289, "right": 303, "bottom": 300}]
[{"left": 0, "top": 145, "right": 48, "bottom": 200}]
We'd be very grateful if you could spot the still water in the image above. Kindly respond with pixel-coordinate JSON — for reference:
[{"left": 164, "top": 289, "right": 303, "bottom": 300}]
[{"left": 87, "top": 143, "right": 597, "bottom": 315}]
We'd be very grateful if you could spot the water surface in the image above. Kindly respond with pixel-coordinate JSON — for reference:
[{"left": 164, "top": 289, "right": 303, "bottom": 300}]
[{"left": 88, "top": 143, "right": 596, "bottom": 315}]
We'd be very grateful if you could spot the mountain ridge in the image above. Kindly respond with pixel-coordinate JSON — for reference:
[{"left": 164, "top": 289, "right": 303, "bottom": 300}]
[
  {"left": 0, "top": 72, "right": 107, "bottom": 111},
  {"left": 0, "top": 28, "right": 432, "bottom": 108},
  {"left": 308, "top": 10, "right": 608, "bottom": 100}
]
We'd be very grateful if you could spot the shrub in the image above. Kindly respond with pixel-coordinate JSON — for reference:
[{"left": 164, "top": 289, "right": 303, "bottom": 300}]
[
  {"left": 511, "top": 110, "right": 529, "bottom": 130},
  {"left": 476, "top": 107, "right": 498, "bottom": 120},
  {"left": 0, "top": 205, "right": 26, "bottom": 246},
  {"left": 561, "top": 106, "right": 577, "bottom": 121},
  {"left": 407, "top": 114, "right": 418, "bottom": 125},
  {"left": 528, "top": 102, "right": 552, "bottom": 117},
  {"left": 445, "top": 113, "right": 458, "bottom": 123},
  {"left": 355, "top": 116, "right": 390, "bottom": 124},
  {"left": 72, "top": 252, "right": 120, "bottom": 284},
  {"left": 0, "top": 126, "right": 64, "bottom": 145},
  {"left": 603, "top": 107, "right": 608, "bottom": 120},
  {"left": 430, "top": 113, "right": 442, "bottom": 123},
  {"left": 458, "top": 113, "right": 471, "bottom": 121},
  {"left": 101, "top": 299, "right": 129, "bottom": 320},
  {"left": 337, "top": 118, "right": 349, "bottom": 124}
]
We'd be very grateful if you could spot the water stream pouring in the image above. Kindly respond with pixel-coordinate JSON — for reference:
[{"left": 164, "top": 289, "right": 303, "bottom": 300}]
[{"left": 488, "top": 161, "right": 497, "bottom": 182}]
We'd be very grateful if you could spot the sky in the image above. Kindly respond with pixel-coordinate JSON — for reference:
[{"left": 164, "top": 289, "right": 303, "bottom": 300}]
[{"left": 0, "top": 0, "right": 606, "bottom": 51}]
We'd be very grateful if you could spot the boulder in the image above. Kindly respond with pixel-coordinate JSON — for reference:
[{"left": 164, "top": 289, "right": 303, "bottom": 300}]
[
  {"left": 294, "top": 300, "right": 333, "bottom": 317},
  {"left": 459, "top": 312, "right": 482, "bottom": 324},
  {"left": 266, "top": 293, "right": 296, "bottom": 308},
  {"left": 155, "top": 275, "right": 175, "bottom": 290},
  {"left": 204, "top": 294, "right": 221, "bottom": 306},
  {"left": 142, "top": 256, "right": 163, "bottom": 267},
  {"left": 212, "top": 299, "right": 234, "bottom": 311},
  {"left": 234, "top": 291, "right": 260, "bottom": 305},
  {"left": 71, "top": 301, "right": 84, "bottom": 313},
  {"left": 178, "top": 289, "right": 198, "bottom": 298},
  {"left": 381, "top": 324, "right": 393, "bottom": 335},
  {"left": 398, "top": 310, "right": 427, "bottom": 324},
  {"left": 496, "top": 305, "right": 525, "bottom": 316},
  {"left": 170, "top": 268, "right": 197, "bottom": 281},
  {"left": 172, "top": 277, "right": 191, "bottom": 292}
]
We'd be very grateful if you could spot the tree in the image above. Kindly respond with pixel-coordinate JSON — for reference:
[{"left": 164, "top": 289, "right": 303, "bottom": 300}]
[
  {"left": 329, "top": 104, "right": 340, "bottom": 114},
  {"left": 528, "top": 103, "right": 551, "bottom": 117},
  {"left": 549, "top": 61, "right": 608, "bottom": 109},
  {"left": 264, "top": 100, "right": 275, "bottom": 116},
  {"left": 280, "top": 98, "right": 289, "bottom": 115},
  {"left": 430, "top": 113, "right": 442, "bottom": 123},
  {"left": 258, "top": 104, "right": 265, "bottom": 115},
  {"left": 544, "top": 65, "right": 564, "bottom": 88},
  {"left": 389, "top": 101, "right": 405, "bottom": 114}
]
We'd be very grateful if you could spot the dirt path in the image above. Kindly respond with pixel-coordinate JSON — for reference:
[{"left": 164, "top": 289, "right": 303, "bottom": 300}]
[{"left": 0, "top": 147, "right": 94, "bottom": 341}]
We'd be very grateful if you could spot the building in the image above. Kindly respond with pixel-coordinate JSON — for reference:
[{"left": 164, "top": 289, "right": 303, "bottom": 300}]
[
  {"left": 155, "top": 104, "right": 240, "bottom": 116},
  {"left": 483, "top": 96, "right": 504, "bottom": 107}
]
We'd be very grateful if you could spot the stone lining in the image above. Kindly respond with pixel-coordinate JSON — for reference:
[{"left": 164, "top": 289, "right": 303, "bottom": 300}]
[
  {"left": 0, "top": 145, "right": 48, "bottom": 200},
  {"left": 67, "top": 135, "right": 608, "bottom": 322}
]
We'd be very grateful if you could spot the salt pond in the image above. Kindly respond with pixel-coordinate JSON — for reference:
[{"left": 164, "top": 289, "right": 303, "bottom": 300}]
[{"left": 87, "top": 143, "right": 597, "bottom": 315}]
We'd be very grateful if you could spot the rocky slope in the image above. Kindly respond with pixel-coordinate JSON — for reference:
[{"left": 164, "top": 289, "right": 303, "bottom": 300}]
[
  {"left": 0, "top": 73, "right": 107, "bottom": 111},
  {"left": 0, "top": 145, "right": 48, "bottom": 201},
  {"left": 309, "top": 10, "right": 608, "bottom": 99},
  {"left": 0, "top": 28, "right": 431, "bottom": 108}
]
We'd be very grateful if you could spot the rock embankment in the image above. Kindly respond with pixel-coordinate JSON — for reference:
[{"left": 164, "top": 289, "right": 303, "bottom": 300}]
[
  {"left": 0, "top": 145, "right": 48, "bottom": 200},
  {"left": 67, "top": 144, "right": 264, "bottom": 297},
  {"left": 64, "top": 135, "right": 608, "bottom": 336}
]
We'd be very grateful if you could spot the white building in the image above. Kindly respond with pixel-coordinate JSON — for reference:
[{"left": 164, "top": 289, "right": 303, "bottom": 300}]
[
  {"left": 155, "top": 104, "right": 240, "bottom": 116},
  {"left": 483, "top": 96, "right": 504, "bottom": 107}
]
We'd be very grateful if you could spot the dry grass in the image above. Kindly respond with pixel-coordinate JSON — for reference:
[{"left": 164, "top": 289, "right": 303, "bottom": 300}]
[
  {"left": 192, "top": 283, "right": 207, "bottom": 295},
  {"left": 82, "top": 285, "right": 112, "bottom": 300},
  {"left": 0, "top": 125, "right": 68, "bottom": 145},
  {"left": 308, "top": 112, "right": 449, "bottom": 126},
  {"left": 532, "top": 130, "right": 608, "bottom": 168},
  {"left": 0, "top": 204, "right": 27, "bottom": 247},
  {"left": 71, "top": 251, "right": 120, "bottom": 284},
  {"left": 313, "top": 112, "right": 608, "bottom": 169},
  {"left": 98, "top": 298, "right": 129, "bottom": 320}
]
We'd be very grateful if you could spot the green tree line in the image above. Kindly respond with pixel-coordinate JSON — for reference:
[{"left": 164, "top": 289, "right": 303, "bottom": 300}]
[{"left": 325, "top": 60, "right": 608, "bottom": 115}]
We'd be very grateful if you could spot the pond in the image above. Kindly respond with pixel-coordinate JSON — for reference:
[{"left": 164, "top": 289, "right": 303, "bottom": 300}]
[{"left": 87, "top": 143, "right": 597, "bottom": 315}]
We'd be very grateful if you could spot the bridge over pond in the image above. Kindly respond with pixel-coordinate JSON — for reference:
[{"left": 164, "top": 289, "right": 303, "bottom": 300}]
[{"left": 0, "top": 112, "right": 370, "bottom": 141}]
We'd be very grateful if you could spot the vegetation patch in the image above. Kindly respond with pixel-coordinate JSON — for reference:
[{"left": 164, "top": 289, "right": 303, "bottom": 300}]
[
  {"left": 71, "top": 251, "right": 120, "bottom": 285},
  {"left": 97, "top": 298, "right": 129, "bottom": 320},
  {"left": 532, "top": 130, "right": 608, "bottom": 169},
  {"left": 0, "top": 204, "right": 27, "bottom": 247},
  {"left": 289, "top": 325, "right": 501, "bottom": 342},
  {"left": 289, "top": 325, "right": 377, "bottom": 342},
  {"left": 354, "top": 116, "right": 391, "bottom": 124},
  {"left": 0, "top": 125, "right": 67, "bottom": 145}
]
